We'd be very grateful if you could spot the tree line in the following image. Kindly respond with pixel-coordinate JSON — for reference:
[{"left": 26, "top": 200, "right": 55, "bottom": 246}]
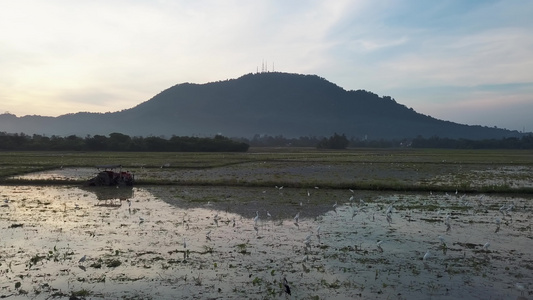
[
  {"left": 1, "top": 131, "right": 532, "bottom": 151},
  {"left": 237, "top": 133, "right": 533, "bottom": 149},
  {"left": 0, "top": 132, "right": 249, "bottom": 152},
  {"left": 410, "top": 135, "right": 533, "bottom": 149}
]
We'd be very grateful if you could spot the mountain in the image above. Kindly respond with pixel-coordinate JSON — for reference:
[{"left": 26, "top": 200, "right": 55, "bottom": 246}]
[{"left": 0, "top": 72, "right": 524, "bottom": 140}]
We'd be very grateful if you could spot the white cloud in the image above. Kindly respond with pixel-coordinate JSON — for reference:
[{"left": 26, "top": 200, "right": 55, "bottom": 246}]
[{"left": 0, "top": 0, "right": 532, "bottom": 132}]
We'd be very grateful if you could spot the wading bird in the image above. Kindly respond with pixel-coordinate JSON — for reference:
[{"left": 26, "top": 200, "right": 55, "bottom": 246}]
[
  {"left": 352, "top": 208, "right": 358, "bottom": 220},
  {"left": 377, "top": 240, "right": 384, "bottom": 252},
  {"left": 79, "top": 255, "right": 87, "bottom": 264},
  {"left": 515, "top": 283, "right": 525, "bottom": 296},
  {"left": 385, "top": 204, "right": 393, "bottom": 215},
  {"left": 483, "top": 242, "right": 490, "bottom": 251},
  {"left": 423, "top": 250, "right": 431, "bottom": 262},
  {"left": 283, "top": 277, "right": 291, "bottom": 295}
]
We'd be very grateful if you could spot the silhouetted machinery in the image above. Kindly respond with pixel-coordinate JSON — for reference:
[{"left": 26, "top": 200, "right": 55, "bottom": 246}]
[{"left": 86, "top": 165, "right": 134, "bottom": 186}]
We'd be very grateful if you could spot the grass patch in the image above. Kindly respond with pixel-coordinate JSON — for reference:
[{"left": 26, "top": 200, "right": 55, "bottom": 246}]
[{"left": 1, "top": 149, "right": 532, "bottom": 193}]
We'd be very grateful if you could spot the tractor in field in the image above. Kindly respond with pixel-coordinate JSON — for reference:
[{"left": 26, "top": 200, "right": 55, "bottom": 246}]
[{"left": 86, "top": 165, "right": 134, "bottom": 186}]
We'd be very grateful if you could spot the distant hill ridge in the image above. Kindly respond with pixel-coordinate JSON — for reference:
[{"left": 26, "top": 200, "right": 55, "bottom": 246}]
[{"left": 0, "top": 72, "right": 523, "bottom": 140}]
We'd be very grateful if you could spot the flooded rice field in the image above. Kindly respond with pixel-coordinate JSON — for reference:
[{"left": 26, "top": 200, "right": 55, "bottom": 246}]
[{"left": 1, "top": 184, "right": 532, "bottom": 299}]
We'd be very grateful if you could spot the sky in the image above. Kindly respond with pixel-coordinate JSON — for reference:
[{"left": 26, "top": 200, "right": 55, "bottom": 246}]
[{"left": 1, "top": 0, "right": 532, "bottom": 132}]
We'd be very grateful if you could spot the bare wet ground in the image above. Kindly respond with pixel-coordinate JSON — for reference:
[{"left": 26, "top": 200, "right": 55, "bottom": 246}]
[
  {"left": 10, "top": 161, "right": 533, "bottom": 191},
  {"left": 1, "top": 185, "right": 532, "bottom": 299}
]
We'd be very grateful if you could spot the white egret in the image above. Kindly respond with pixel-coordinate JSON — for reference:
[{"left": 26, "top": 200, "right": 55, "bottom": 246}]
[
  {"left": 483, "top": 242, "right": 490, "bottom": 251},
  {"left": 377, "top": 240, "right": 384, "bottom": 252},
  {"left": 304, "top": 233, "right": 312, "bottom": 250},
  {"left": 515, "top": 283, "right": 525, "bottom": 296},
  {"left": 386, "top": 214, "right": 392, "bottom": 226},
  {"left": 423, "top": 250, "right": 431, "bottom": 261},
  {"left": 305, "top": 232, "right": 312, "bottom": 243},
  {"left": 351, "top": 208, "right": 358, "bottom": 220},
  {"left": 385, "top": 204, "right": 393, "bottom": 215},
  {"left": 499, "top": 205, "right": 507, "bottom": 217},
  {"left": 266, "top": 211, "right": 272, "bottom": 218},
  {"left": 253, "top": 211, "right": 259, "bottom": 225},
  {"left": 316, "top": 226, "right": 321, "bottom": 235},
  {"left": 294, "top": 212, "right": 300, "bottom": 223}
]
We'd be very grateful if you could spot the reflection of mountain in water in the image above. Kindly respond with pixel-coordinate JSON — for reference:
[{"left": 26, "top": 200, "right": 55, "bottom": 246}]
[{"left": 143, "top": 186, "right": 367, "bottom": 220}]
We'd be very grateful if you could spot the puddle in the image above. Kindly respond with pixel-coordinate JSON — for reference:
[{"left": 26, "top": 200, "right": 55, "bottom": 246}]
[{"left": 0, "top": 186, "right": 531, "bottom": 299}]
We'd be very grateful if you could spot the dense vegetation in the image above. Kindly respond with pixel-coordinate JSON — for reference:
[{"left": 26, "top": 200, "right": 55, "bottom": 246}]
[
  {"left": 411, "top": 135, "right": 533, "bottom": 149},
  {"left": 2, "top": 131, "right": 532, "bottom": 151},
  {"left": 237, "top": 133, "right": 533, "bottom": 149},
  {"left": 0, "top": 132, "right": 249, "bottom": 152}
]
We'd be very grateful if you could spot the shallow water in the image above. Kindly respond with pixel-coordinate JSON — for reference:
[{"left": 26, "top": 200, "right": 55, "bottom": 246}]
[{"left": 0, "top": 185, "right": 532, "bottom": 299}]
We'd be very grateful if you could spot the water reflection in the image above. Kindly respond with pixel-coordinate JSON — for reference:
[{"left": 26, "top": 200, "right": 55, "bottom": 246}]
[
  {"left": 80, "top": 185, "right": 134, "bottom": 207},
  {"left": 0, "top": 185, "right": 531, "bottom": 300}
]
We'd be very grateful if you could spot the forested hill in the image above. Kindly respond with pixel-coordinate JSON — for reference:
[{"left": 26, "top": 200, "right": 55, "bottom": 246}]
[{"left": 0, "top": 72, "right": 523, "bottom": 140}]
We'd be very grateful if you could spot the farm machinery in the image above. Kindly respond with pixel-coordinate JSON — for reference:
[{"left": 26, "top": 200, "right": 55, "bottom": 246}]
[{"left": 86, "top": 165, "right": 134, "bottom": 187}]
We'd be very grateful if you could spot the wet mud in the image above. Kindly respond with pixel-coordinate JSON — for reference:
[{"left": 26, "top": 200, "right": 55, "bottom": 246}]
[{"left": 1, "top": 184, "right": 531, "bottom": 299}]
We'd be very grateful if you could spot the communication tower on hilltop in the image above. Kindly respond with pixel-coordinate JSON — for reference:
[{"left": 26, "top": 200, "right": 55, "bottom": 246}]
[{"left": 256, "top": 60, "right": 275, "bottom": 73}]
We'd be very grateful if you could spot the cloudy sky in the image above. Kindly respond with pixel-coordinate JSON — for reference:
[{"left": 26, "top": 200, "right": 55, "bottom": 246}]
[{"left": 1, "top": 0, "right": 532, "bottom": 132}]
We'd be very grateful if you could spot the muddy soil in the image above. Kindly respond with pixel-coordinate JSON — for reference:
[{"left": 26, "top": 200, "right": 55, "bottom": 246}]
[
  {"left": 11, "top": 162, "right": 533, "bottom": 190},
  {"left": 1, "top": 184, "right": 532, "bottom": 299}
]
